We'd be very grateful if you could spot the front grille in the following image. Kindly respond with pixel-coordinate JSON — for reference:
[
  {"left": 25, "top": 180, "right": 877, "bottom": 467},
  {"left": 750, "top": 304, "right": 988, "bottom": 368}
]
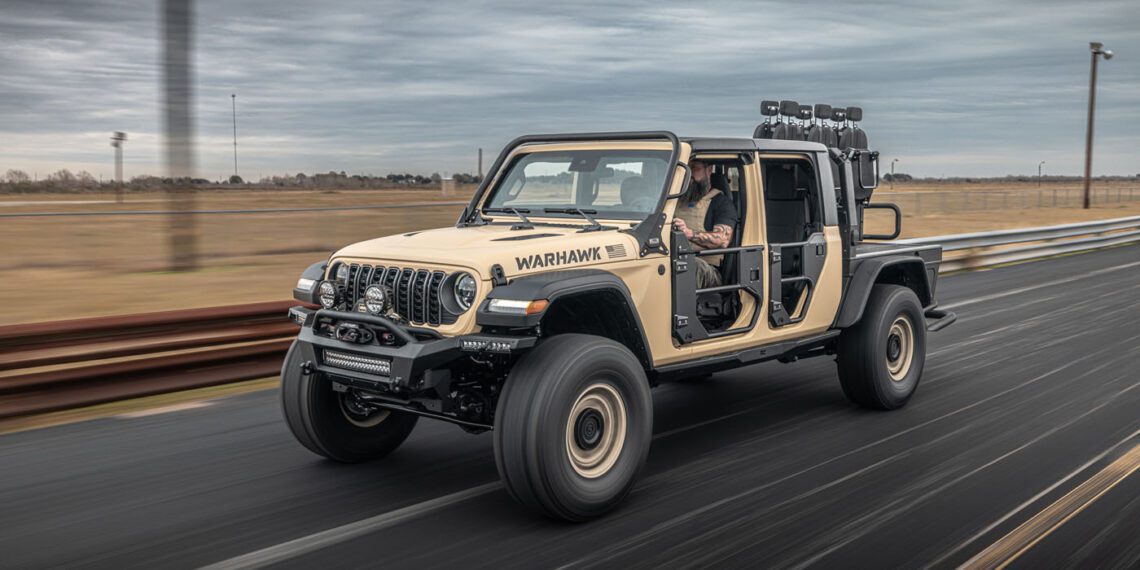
[
  {"left": 322, "top": 349, "right": 392, "bottom": 376},
  {"left": 339, "top": 263, "right": 451, "bottom": 326}
]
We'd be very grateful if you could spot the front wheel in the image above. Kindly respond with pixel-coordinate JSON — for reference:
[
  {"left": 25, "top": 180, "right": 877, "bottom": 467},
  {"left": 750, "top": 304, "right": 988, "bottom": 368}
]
[
  {"left": 494, "top": 334, "right": 653, "bottom": 521},
  {"left": 280, "top": 341, "right": 418, "bottom": 462},
  {"left": 837, "top": 285, "right": 927, "bottom": 410}
]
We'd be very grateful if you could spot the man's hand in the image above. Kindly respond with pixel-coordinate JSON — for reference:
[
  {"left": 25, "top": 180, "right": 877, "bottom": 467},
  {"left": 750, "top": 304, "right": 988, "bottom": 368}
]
[{"left": 672, "top": 218, "right": 694, "bottom": 239}]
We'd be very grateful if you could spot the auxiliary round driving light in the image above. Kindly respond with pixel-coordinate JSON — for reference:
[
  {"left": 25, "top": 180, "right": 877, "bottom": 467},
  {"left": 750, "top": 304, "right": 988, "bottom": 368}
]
[
  {"left": 364, "top": 285, "right": 391, "bottom": 316},
  {"left": 317, "top": 280, "right": 338, "bottom": 309}
]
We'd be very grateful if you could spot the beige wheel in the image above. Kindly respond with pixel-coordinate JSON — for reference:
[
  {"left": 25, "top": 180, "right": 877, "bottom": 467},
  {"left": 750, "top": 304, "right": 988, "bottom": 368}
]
[
  {"left": 494, "top": 334, "right": 653, "bottom": 521},
  {"left": 565, "top": 383, "right": 628, "bottom": 479},
  {"left": 837, "top": 285, "right": 926, "bottom": 410},
  {"left": 885, "top": 315, "right": 915, "bottom": 382}
]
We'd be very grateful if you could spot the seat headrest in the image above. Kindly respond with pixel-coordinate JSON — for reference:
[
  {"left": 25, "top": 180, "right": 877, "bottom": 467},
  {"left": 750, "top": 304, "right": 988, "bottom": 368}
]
[
  {"left": 620, "top": 176, "right": 649, "bottom": 204},
  {"left": 710, "top": 172, "right": 731, "bottom": 193}
]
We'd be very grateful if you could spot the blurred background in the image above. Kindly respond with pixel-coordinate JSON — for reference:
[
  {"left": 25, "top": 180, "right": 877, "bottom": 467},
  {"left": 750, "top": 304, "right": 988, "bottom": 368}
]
[{"left": 2, "top": 0, "right": 1139, "bottom": 324}]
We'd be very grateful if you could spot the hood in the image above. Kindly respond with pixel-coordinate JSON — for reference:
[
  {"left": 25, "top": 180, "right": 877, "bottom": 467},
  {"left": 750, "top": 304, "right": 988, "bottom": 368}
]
[{"left": 332, "top": 223, "right": 642, "bottom": 278}]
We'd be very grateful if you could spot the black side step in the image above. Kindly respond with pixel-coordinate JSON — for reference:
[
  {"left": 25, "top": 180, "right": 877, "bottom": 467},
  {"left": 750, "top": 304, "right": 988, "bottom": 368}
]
[{"left": 924, "top": 306, "right": 957, "bottom": 332}]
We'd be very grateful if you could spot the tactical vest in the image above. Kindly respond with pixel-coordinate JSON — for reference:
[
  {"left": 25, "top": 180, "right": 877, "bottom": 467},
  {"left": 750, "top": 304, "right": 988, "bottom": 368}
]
[{"left": 674, "top": 188, "right": 723, "bottom": 267}]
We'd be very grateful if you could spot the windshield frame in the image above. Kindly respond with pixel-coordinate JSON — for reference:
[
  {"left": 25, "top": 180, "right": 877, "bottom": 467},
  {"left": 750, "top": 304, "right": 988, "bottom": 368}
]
[
  {"left": 479, "top": 147, "right": 674, "bottom": 222},
  {"left": 457, "top": 132, "right": 683, "bottom": 229}
]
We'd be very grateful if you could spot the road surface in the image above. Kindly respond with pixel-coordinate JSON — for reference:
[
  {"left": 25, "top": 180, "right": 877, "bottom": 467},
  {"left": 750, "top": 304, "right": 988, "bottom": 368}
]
[{"left": 2, "top": 244, "right": 1139, "bottom": 569}]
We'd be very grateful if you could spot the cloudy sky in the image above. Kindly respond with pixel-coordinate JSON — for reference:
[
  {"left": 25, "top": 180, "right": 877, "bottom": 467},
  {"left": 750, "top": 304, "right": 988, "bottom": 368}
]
[{"left": 2, "top": 0, "right": 1138, "bottom": 180}]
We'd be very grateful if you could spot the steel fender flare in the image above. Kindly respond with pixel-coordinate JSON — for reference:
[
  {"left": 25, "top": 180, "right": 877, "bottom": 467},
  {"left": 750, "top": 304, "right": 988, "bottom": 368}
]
[
  {"left": 834, "top": 256, "right": 933, "bottom": 329},
  {"left": 475, "top": 269, "right": 652, "bottom": 362}
]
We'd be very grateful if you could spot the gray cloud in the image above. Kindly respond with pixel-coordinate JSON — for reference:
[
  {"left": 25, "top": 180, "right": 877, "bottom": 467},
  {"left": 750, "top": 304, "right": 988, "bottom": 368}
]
[{"left": 1, "top": 0, "right": 1138, "bottom": 179}]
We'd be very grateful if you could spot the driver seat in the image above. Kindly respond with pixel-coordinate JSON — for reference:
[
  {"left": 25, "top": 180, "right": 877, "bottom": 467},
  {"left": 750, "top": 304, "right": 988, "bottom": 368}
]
[{"left": 620, "top": 176, "right": 648, "bottom": 206}]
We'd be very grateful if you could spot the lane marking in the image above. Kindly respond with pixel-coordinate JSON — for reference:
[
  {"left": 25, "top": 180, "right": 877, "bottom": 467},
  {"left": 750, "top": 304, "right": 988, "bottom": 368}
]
[
  {"left": 116, "top": 401, "right": 212, "bottom": 418},
  {"left": 561, "top": 342, "right": 1140, "bottom": 569},
  {"left": 928, "top": 426, "right": 1140, "bottom": 568},
  {"left": 943, "top": 259, "right": 1140, "bottom": 310},
  {"left": 199, "top": 482, "right": 501, "bottom": 570},
  {"left": 963, "top": 441, "right": 1140, "bottom": 570}
]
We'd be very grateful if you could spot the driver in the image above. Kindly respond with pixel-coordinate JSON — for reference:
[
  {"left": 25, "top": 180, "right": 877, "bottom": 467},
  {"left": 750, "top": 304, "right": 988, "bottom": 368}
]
[{"left": 671, "top": 159, "right": 737, "bottom": 288}]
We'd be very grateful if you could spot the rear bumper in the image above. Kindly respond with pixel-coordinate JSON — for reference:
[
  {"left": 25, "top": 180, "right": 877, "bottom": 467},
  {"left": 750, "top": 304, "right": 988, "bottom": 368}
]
[{"left": 287, "top": 307, "right": 535, "bottom": 394}]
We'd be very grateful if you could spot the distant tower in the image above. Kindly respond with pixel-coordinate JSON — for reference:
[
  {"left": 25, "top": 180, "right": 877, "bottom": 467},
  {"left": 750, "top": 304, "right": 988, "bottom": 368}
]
[{"left": 231, "top": 93, "right": 238, "bottom": 179}]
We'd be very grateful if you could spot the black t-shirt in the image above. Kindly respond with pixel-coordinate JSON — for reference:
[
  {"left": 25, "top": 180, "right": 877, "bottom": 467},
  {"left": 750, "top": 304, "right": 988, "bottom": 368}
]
[{"left": 702, "top": 192, "right": 738, "bottom": 230}]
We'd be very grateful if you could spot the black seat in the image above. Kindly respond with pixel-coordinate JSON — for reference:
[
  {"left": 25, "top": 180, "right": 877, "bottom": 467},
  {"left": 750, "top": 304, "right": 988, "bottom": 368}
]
[
  {"left": 764, "top": 165, "right": 810, "bottom": 243},
  {"left": 710, "top": 172, "right": 731, "bottom": 196},
  {"left": 620, "top": 176, "right": 649, "bottom": 206}
]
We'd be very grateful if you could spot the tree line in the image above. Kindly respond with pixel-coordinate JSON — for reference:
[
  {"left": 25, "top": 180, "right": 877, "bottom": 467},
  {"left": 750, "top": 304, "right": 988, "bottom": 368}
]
[{"left": 1, "top": 169, "right": 484, "bottom": 193}]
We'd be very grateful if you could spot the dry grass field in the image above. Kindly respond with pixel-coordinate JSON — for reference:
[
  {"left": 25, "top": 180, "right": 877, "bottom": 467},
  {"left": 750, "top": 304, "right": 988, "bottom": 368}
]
[{"left": 1, "top": 181, "right": 1137, "bottom": 324}]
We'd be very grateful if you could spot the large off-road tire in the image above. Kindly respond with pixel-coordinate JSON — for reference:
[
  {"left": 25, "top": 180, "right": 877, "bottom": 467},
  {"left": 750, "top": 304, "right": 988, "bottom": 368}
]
[
  {"left": 494, "top": 334, "right": 653, "bottom": 521},
  {"left": 837, "top": 285, "right": 926, "bottom": 410},
  {"left": 280, "top": 340, "right": 418, "bottom": 462}
]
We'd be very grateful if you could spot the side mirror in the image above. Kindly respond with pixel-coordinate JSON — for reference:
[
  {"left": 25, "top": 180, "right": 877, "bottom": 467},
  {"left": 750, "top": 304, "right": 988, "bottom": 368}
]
[{"left": 861, "top": 203, "right": 901, "bottom": 240}]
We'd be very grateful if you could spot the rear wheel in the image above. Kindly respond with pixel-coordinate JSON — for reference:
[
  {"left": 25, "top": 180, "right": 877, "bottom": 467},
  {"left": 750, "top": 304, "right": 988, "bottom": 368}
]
[
  {"left": 837, "top": 285, "right": 926, "bottom": 410},
  {"left": 494, "top": 334, "right": 652, "bottom": 521},
  {"left": 280, "top": 341, "right": 418, "bottom": 462}
]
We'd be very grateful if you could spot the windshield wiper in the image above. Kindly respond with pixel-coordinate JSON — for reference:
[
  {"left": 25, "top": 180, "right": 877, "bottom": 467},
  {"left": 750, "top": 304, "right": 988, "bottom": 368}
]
[
  {"left": 543, "top": 208, "right": 604, "bottom": 232},
  {"left": 483, "top": 207, "right": 534, "bottom": 230}
]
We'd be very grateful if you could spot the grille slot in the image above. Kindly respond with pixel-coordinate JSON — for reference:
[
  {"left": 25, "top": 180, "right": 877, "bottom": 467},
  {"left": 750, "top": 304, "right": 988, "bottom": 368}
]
[{"left": 341, "top": 264, "right": 455, "bottom": 326}]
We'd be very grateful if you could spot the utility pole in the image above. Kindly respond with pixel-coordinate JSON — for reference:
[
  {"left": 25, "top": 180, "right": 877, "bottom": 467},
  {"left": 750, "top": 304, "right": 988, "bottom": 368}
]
[
  {"left": 110, "top": 131, "right": 127, "bottom": 203},
  {"left": 1038, "top": 160, "right": 1045, "bottom": 187},
  {"left": 478, "top": 148, "right": 483, "bottom": 179},
  {"left": 1083, "top": 42, "right": 1113, "bottom": 209},
  {"left": 890, "top": 158, "right": 898, "bottom": 190},
  {"left": 231, "top": 93, "right": 238, "bottom": 180},
  {"left": 163, "top": 0, "right": 198, "bottom": 271}
]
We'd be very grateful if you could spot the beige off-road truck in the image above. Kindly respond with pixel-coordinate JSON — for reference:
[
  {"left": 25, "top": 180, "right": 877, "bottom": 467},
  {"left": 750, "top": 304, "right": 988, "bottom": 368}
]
[{"left": 282, "top": 102, "right": 956, "bottom": 521}]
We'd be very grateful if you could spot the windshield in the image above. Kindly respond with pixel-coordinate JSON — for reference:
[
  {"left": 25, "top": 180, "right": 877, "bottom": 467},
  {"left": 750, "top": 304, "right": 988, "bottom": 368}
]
[{"left": 482, "top": 149, "right": 671, "bottom": 220}]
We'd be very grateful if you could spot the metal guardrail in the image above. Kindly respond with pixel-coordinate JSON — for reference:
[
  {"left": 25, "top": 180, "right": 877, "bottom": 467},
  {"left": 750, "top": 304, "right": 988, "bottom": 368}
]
[
  {"left": 895, "top": 215, "right": 1140, "bottom": 271},
  {"left": 1, "top": 216, "right": 1138, "bottom": 419},
  {"left": 0, "top": 301, "right": 300, "bottom": 419}
]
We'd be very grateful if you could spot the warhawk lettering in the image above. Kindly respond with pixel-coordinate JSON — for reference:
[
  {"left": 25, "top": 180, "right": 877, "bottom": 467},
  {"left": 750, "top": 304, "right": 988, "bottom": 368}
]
[{"left": 516, "top": 247, "right": 602, "bottom": 270}]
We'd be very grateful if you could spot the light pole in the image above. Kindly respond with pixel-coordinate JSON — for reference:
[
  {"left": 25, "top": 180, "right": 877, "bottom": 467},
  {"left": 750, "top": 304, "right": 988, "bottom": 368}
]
[
  {"left": 1082, "top": 42, "right": 1113, "bottom": 209},
  {"left": 231, "top": 93, "right": 238, "bottom": 181},
  {"left": 890, "top": 158, "right": 898, "bottom": 189},
  {"left": 110, "top": 131, "right": 127, "bottom": 203},
  {"left": 1038, "top": 160, "right": 1045, "bottom": 187}
]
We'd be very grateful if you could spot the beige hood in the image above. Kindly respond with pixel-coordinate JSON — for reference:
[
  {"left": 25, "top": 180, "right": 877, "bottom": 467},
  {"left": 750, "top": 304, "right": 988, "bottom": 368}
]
[{"left": 332, "top": 223, "right": 643, "bottom": 279}]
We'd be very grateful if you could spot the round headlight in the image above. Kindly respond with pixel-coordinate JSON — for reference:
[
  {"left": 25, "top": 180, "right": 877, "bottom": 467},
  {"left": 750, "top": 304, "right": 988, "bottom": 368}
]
[
  {"left": 454, "top": 273, "right": 477, "bottom": 311},
  {"left": 363, "top": 285, "right": 390, "bottom": 316},
  {"left": 317, "top": 280, "right": 338, "bottom": 309}
]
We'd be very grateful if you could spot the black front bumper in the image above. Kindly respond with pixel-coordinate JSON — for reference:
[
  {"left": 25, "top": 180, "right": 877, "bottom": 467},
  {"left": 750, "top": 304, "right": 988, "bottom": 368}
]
[{"left": 289, "top": 307, "right": 536, "bottom": 394}]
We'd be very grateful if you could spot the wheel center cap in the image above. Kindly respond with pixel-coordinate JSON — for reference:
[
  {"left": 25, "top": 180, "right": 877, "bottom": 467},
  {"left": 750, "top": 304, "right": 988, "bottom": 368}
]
[
  {"left": 575, "top": 409, "right": 605, "bottom": 450},
  {"left": 887, "top": 334, "right": 902, "bottom": 361}
]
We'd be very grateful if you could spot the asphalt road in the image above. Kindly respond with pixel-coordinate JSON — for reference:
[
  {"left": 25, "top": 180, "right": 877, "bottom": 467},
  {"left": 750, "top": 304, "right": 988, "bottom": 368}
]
[{"left": 2, "top": 244, "right": 1139, "bottom": 569}]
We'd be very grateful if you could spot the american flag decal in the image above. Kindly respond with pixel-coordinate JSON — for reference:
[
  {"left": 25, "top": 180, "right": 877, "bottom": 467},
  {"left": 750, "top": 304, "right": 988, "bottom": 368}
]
[{"left": 605, "top": 244, "right": 627, "bottom": 259}]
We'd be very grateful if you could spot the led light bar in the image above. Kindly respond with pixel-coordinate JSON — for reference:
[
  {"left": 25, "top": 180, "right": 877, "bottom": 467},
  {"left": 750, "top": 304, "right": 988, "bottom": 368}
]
[
  {"left": 460, "top": 339, "right": 514, "bottom": 353},
  {"left": 322, "top": 349, "right": 392, "bottom": 376}
]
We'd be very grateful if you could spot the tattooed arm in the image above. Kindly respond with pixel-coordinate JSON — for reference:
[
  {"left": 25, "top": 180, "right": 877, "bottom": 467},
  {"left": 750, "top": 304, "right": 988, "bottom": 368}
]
[{"left": 690, "top": 223, "right": 733, "bottom": 249}]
